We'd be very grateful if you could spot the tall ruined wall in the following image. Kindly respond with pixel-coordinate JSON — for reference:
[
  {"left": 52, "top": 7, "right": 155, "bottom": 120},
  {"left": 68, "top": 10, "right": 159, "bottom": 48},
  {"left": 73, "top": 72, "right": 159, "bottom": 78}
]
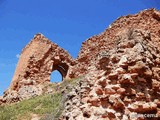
[
  {"left": 1, "top": 34, "right": 76, "bottom": 102},
  {"left": 61, "top": 9, "right": 160, "bottom": 119},
  {"left": 11, "top": 34, "right": 75, "bottom": 90},
  {"left": 72, "top": 8, "right": 160, "bottom": 77},
  {"left": 13, "top": 33, "right": 76, "bottom": 88},
  {"left": 0, "top": 8, "right": 160, "bottom": 119},
  {"left": 62, "top": 28, "right": 160, "bottom": 119}
]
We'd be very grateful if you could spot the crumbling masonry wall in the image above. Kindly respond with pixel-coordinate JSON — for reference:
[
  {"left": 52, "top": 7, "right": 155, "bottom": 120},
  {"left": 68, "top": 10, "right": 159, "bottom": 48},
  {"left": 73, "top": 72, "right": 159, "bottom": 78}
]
[
  {"left": 1, "top": 9, "right": 160, "bottom": 117},
  {"left": 2, "top": 34, "right": 76, "bottom": 102},
  {"left": 11, "top": 34, "right": 75, "bottom": 89}
]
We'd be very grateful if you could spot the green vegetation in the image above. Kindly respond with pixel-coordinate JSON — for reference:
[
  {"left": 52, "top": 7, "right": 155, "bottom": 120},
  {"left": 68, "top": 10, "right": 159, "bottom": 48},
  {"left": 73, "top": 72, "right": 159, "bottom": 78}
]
[
  {"left": 0, "top": 93, "right": 63, "bottom": 120},
  {"left": 0, "top": 76, "right": 82, "bottom": 120},
  {"left": 58, "top": 76, "right": 82, "bottom": 91}
]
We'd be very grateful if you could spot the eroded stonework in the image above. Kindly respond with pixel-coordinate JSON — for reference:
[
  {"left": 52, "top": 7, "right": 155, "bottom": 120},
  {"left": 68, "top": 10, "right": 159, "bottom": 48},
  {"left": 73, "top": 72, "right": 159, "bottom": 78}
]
[
  {"left": 1, "top": 34, "right": 76, "bottom": 102},
  {"left": 0, "top": 8, "right": 160, "bottom": 119},
  {"left": 61, "top": 29, "right": 160, "bottom": 119},
  {"left": 72, "top": 8, "right": 160, "bottom": 78}
]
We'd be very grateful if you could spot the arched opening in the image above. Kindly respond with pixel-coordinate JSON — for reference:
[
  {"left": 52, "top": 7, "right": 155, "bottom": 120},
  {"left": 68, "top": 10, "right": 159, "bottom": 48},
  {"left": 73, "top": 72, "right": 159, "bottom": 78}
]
[
  {"left": 50, "top": 70, "right": 62, "bottom": 83},
  {"left": 51, "top": 63, "right": 69, "bottom": 81}
]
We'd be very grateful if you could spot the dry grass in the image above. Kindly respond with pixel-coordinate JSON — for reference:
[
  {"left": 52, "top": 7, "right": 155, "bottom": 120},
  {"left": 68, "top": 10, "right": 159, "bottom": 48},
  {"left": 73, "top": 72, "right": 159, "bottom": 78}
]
[{"left": 0, "top": 76, "right": 82, "bottom": 120}]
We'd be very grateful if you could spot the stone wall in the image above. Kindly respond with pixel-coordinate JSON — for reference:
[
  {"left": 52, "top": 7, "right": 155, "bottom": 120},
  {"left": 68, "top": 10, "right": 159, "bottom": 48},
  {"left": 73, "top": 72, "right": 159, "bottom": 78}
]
[
  {"left": 0, "top": 8, "right": 160, "bottom": 119},
  {"left": 1, "top": 33, "right": 76, "bottom": 102},
  {"left": 61, "top": 29, "right": 160, "bottom": 119},
  {"left": 73, "top": 8, "right": 160, "bottom": 78}
]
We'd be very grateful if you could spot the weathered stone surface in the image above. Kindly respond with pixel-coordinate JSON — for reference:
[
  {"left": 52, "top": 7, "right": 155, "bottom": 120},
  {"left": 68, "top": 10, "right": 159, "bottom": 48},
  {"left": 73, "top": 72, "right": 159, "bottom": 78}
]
[
  {"left": 61, "top": 9, "right": 160, "bottom": 120},
  {"left": 1, "top": 8, "right": 160, "bottom": 120},
  {"left": 74, "top": 8, "right": 160, "bottom": 78},
  {"left": 2, "top": 33, "right": 76, "bottom": 103}
]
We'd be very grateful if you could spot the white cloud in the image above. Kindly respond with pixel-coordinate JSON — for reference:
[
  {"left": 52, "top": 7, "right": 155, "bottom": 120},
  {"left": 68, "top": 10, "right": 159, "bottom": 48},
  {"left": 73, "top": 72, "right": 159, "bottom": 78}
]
[{"left": 16, "top": 54, "right": 20, "bottom": 59}]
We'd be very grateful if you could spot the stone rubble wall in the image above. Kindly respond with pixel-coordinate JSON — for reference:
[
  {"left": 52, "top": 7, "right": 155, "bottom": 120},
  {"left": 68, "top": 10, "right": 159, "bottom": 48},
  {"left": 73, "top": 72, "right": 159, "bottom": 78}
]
[
  {"left": 0, "top": 8, "right": 160, "bottom": 120},
  {"left": 74, "top": 8, "right": 160, "bottom": 78},
  {"left": 61, "top": 29, "right": 160, "bottom": 120},
  {"left": 1, "top": 34, "right": 76, "bottom": 103}
]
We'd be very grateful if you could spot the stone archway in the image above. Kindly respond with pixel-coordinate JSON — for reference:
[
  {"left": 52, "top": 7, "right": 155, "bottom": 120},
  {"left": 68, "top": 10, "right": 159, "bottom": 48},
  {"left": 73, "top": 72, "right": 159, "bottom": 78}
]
[
  {"left": 9, "top": 34, "right": 76, "bottom": 91},
  {"left": 52, "top": 63, "right": 69, "bottom": 81}
]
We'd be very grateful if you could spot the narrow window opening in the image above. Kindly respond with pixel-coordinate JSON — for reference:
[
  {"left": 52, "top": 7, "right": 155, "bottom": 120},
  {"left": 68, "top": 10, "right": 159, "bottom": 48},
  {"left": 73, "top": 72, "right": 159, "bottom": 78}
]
[{"left": 50, "top": 70, "right": 62, "bottom": 83}]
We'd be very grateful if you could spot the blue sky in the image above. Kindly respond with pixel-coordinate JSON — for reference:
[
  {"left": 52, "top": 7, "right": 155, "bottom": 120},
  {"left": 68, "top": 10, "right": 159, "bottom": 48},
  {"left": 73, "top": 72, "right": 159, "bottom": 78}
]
[{"left": 0, "top": 0, "right": 159, "bottom": 95}]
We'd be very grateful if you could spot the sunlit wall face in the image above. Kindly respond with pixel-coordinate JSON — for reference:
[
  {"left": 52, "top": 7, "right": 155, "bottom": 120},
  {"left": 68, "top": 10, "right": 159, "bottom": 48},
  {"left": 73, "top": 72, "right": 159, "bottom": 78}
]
[{"left": 0, "top": 0, "right": 159, "bottom": 95}]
